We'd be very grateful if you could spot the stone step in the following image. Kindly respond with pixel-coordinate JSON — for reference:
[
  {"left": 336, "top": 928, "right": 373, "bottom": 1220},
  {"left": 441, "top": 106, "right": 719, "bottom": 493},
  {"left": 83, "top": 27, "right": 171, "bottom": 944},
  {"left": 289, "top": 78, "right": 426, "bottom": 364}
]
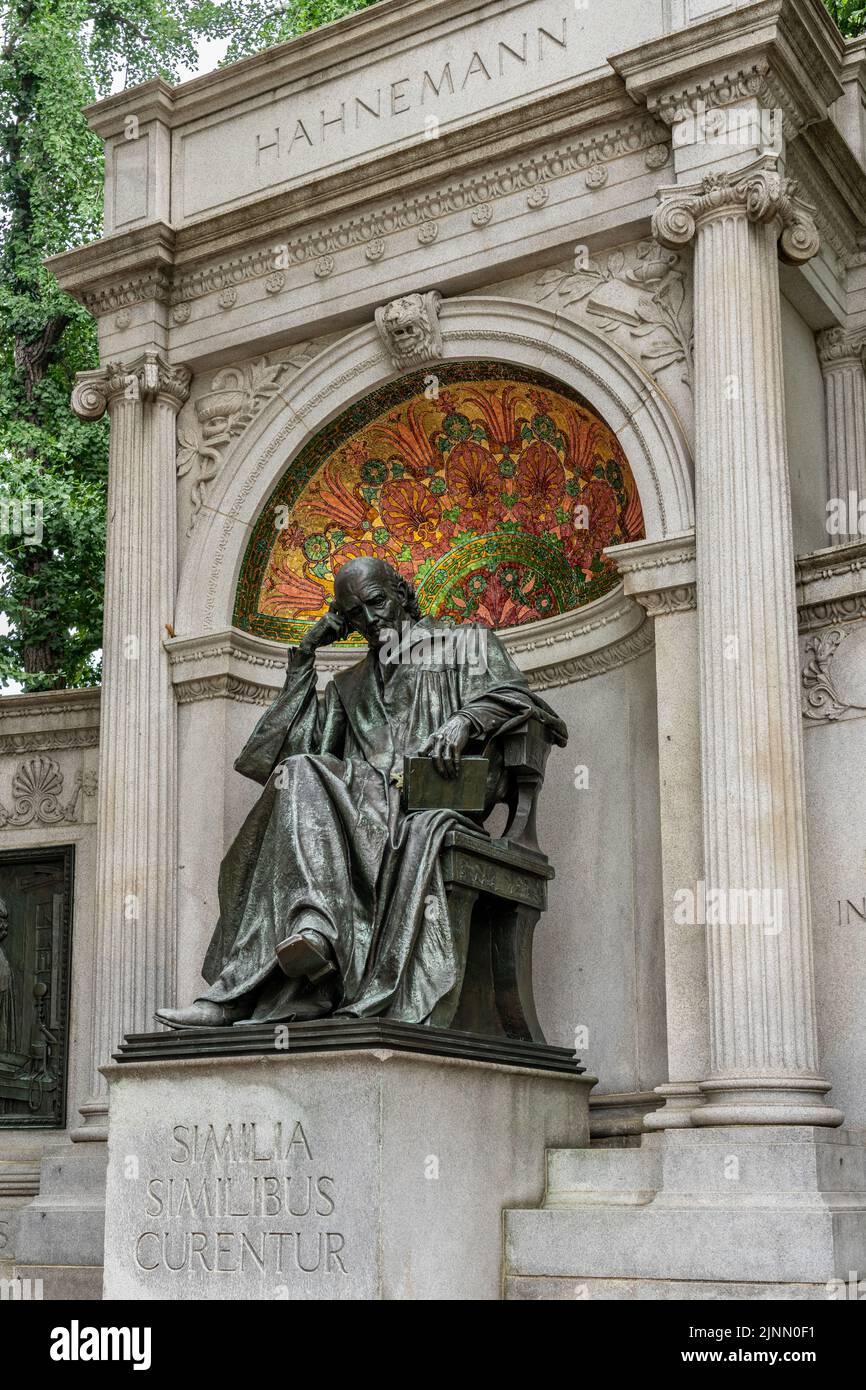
[
  {"left": 0, "top": 1163, "right": 40, "bottom": 1199},
  {"left": 656, "top": 1126, "right": 866, "bottom": 1197},
  {"left": 505, "top": 1203, "right": 866, "bottom": 1285},
  {"left": 14, "top": 1142, "right": 108, "bottom": 1268},
  {"left": 545, "top": 1145, "right": 662, "bottom": 1207}
]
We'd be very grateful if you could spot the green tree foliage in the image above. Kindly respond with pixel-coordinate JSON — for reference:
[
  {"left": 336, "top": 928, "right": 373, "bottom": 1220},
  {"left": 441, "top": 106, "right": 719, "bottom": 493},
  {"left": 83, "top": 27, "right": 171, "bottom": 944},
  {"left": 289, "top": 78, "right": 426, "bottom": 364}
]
[
  {"left": 824, "top": 2, "right": 866, "bottom": 37},
  {"left": 0, "top": 1, "right": 378, "bottom": 692}
]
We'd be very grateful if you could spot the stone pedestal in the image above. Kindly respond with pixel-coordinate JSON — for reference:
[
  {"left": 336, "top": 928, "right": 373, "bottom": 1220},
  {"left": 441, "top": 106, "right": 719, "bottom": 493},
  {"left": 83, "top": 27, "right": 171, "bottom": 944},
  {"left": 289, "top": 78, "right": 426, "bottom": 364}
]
[{"left": 101, "top": 1026, "right": 593, "bottom": 1301}]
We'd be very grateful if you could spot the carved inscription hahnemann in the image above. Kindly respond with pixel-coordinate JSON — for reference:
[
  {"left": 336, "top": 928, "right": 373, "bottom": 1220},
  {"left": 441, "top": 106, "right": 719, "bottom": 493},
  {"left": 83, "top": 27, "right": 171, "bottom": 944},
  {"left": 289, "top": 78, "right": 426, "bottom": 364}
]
[
  {"left": 133, "top": 1121, "right": 347, "bottom": 1281},
  {"left": 254, "top": 22, "right": 569, "bottom": 172}
]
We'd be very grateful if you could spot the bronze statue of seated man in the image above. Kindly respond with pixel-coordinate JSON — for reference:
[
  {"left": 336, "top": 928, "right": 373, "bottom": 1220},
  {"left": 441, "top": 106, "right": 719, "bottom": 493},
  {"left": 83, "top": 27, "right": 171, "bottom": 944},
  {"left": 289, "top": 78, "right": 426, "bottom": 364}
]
[{"left": 157, "top": 557, "right": 566, "bottom": 1030}]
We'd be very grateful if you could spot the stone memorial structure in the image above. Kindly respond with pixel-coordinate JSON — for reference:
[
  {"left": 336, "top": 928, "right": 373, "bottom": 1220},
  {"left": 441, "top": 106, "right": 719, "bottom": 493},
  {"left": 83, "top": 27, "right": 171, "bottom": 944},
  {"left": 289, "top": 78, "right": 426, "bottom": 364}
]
[{"left": 2, "top": 0, "right": 866, "bottom": 1299}]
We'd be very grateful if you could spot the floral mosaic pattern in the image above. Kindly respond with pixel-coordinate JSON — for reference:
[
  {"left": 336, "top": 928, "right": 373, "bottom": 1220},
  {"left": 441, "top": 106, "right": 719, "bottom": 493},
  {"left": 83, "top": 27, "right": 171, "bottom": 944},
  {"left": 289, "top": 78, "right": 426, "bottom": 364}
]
[{"left": 233, "top": 362, "right": 644, "bottom": 643}]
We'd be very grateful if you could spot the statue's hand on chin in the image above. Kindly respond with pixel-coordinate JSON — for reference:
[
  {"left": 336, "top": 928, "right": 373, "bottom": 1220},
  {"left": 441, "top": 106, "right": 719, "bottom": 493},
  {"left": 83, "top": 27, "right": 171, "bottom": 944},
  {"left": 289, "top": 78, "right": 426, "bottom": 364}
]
[{"left": 296, "top": 604, "right": 348, "bottom": 657}]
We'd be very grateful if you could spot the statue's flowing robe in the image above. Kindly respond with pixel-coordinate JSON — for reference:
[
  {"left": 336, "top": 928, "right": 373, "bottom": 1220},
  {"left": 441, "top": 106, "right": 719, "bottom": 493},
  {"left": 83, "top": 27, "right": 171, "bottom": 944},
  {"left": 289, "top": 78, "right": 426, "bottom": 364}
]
[
  {"left": 201, "top": 620, "right": 567, "bottom": 1025},
  {"left": 0, "top": 945, "right": 17, "bottom": 1055}
]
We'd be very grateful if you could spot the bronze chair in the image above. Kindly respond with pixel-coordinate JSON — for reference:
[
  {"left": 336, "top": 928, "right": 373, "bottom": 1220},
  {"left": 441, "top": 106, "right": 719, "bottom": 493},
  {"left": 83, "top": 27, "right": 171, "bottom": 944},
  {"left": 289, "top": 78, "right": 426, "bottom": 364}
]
[{"left": 433, "top": 718, "right": 558, "bottom": 1043}]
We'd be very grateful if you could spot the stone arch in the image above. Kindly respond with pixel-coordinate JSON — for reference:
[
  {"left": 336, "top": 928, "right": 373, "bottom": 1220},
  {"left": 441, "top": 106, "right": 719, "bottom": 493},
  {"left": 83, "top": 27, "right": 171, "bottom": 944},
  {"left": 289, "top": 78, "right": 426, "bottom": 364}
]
[{"left": 175, "top": 296, "right": 694, "bottom": 638}]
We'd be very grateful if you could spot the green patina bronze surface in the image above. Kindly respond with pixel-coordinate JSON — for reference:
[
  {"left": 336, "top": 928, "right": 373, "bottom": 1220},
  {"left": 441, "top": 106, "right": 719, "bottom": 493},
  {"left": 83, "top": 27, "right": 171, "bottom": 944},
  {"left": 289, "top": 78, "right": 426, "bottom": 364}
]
[{"left": 163, "top": 557, "right": 567, "bottom": 1031}]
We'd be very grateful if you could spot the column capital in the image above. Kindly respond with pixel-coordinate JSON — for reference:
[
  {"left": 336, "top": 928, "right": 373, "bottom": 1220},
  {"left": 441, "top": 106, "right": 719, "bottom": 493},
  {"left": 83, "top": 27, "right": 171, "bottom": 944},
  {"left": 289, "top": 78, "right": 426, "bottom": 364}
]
[
  {"left": 816, "top": 325, "right": 866, "bottom": 374},
  {"left": 652, "top": 157, "right": 820, "bottom": 266},
  {"left": 71, "top": 352, "right": 190, "bottom": 420}
]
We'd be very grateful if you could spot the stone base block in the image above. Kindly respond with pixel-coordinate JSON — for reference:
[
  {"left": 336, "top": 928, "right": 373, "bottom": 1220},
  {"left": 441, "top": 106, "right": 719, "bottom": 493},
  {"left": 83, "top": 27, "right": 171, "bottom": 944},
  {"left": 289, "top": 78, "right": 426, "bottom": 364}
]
[
  {"left": 10, "top": 1264, "right": 104, "bottom": 1300},
  {"left": 102, "top": 1041, "right": 593, "bottom": 1300},
  {"left": 506, "top": 1126, "right": 866, "bottom": 1293},
  {"left": 14, "top": 1140, "right": 108, "bottom": 1269}
]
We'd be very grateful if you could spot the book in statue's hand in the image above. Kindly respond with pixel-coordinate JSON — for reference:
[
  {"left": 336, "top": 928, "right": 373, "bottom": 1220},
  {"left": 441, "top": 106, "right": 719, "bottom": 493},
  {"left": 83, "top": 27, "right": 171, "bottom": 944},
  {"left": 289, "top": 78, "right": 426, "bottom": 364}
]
[{"left": 403, "top": 755, "right": 490, "bottom": 813}]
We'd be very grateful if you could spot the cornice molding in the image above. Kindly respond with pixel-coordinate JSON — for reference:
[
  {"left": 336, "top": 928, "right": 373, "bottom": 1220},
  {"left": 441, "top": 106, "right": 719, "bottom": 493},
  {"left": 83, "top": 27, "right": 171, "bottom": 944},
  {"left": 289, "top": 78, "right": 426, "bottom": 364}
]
[
  {"left": 0, "top": 728, "right": 100, "bottom": 755},
  {"left": 525, "top": 618, "right": 654, "bottom": 690},
  {"left": 611, "top": 0, "right": 844, "bottom": 138},
  {"left": 169, "top": 585, "right": 654, "bottom": 703},
  {"left": 0, "top": 688, "right": 100, "bottom": 720},
  {"left": 608, "top": 530, "right": 697, "bottom": 615},
  {"left": 174, "top": 675, "right": 277, "bottom": 707},
  {"left": 786, "top": 127, "right": 866, "bottom": 276},
  {"left": 54, "top": 111, "right": 670, "bottom": 320},
  {"left": 797, "top": 538, "right": 866, "bottom": 632},
  {"left": 0, "top": 687, "right": 101, "bottom": 753}
]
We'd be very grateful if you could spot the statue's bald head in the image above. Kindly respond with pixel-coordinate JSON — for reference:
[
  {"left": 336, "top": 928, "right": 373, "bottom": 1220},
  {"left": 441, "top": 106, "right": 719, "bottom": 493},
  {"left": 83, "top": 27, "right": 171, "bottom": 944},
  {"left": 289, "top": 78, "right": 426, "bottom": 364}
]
[
  {"left": 333, "top": 557, "right": 420, "bottom": 647},
  {"left": 334, "top": 557, "right": 394, "bottom": 600}
]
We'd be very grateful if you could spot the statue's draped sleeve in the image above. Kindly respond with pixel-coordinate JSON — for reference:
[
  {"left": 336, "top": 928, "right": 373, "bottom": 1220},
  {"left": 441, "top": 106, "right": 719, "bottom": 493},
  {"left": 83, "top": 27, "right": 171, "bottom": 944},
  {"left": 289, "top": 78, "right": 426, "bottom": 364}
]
[
  {"left": 233, "top": 649, "right": 347, "bottom": 785},
  {"left": 453, "top": 627, "right": 568, "bottom": 747}
]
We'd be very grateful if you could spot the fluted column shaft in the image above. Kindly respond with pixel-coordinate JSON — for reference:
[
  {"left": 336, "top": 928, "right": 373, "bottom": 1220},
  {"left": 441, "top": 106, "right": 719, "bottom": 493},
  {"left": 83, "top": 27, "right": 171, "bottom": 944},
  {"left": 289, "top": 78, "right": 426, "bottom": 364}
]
[
  {"left": 654, "top": 158, "right": 842, "bottom": 1126},
  {"left": 71, "top": 355, "right": 190, "bottom": 1133},
  {"left": 817, "top": 329, "right": 866, "bottom": 544}
]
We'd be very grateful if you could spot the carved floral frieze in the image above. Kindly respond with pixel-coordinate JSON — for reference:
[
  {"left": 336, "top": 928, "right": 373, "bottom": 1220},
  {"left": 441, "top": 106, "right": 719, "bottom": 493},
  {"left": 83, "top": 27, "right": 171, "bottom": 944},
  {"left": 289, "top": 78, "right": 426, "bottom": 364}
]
[
  {"left": 802, "top": 628, "right": 866, "bottom": 724},
  {"left": 535, "top": 239, "right": 693, "bottom": 389},
  {"left": 0, "top": 756, "right": 97, "bottom": 829},
  {"left": 84, "top": 118, "right": 670, "bottom": 320}
]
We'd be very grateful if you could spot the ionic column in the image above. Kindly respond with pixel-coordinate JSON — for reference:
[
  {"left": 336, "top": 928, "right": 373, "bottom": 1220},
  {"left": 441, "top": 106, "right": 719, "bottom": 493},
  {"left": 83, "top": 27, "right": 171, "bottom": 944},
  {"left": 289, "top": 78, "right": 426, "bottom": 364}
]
[
  {"left": 816, "top": 328, "right": 866, "bottom": 544},
  {"left": 71, "top": 354, "right": 190, "bottom": 1136},
  {"left": 654, "top": 157, "right": 842, "bottom": 1126}
]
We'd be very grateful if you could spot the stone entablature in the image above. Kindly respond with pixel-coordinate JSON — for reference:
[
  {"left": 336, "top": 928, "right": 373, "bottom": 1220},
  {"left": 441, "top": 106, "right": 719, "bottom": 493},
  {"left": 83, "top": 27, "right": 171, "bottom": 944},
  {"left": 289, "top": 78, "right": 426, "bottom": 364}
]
[
  {"left": 44, "top": 0, "right": 866, "bottom": 379},
  {"left": 49, "top": 104, "right": 674, "bottom": 367},
  {"left": 798, "top": 535, "right": 866, "bottom": 629},
  {"left": 0, "top": 689, "right": 100, "bottom": 756},
  {"left": 85, "top": 0, "right": 664, "bottom": 231}
]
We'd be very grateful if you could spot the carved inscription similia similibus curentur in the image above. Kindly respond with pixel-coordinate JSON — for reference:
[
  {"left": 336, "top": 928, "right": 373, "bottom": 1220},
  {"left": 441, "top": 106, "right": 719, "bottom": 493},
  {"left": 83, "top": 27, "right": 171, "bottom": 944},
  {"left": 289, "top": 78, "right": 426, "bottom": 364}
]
[{"left": 133, "top": 1121, "right": 346, "bottom": 1282}]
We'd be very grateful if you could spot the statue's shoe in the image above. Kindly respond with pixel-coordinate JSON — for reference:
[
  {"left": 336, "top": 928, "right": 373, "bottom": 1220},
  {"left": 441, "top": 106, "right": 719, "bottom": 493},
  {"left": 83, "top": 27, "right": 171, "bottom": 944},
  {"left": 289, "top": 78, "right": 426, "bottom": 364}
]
[
  {"left": 275, "top": 929, "right": 336, "bottom": 982},
  {"left": 154, "top": 1000, "right": 243, "bottom": 1030}
]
